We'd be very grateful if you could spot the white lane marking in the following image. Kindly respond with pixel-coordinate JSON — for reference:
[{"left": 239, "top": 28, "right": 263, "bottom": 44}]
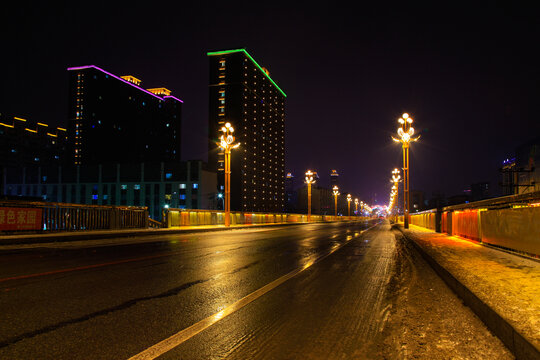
[{"left": 127, "top": 223, "right": 379, "bottom": 360}]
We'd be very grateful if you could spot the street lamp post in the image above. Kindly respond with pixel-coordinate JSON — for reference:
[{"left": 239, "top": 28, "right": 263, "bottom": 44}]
[
  {"left": 332, "top": 185, "right": 340, "bottom": 221},
  {"left": 347, "top": 194, "right": 352, "bottom": 220},
  {"left": 354, "top": 198, "right": 359, "bottom": 218},
  {"left": 392, "top": 113, "right": 419, "bottom": 229},
  {"left": 305, "top": 170, "right": 316, "bottom": 222},
  {"left": 218, "top": 122, "right": 240, "bottom": 227},
  {"left": 391, "top": 168, "right": 402, "bottom": 223}
]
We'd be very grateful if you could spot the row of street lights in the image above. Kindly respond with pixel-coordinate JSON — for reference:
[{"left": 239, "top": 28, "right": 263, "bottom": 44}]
[
  {"left": 218, "top": 112, "right": 419, "bottom": 228},
  {"left": 305, "top": 172, "right": 367, "bottom": 221},
  {"left": 387, "top": 168, "right": 401, "bottom": 220}
]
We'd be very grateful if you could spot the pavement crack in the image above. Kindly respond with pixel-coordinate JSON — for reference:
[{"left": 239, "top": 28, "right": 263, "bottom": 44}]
[
  {"left": 0, "top": 278, "right": 208, "bottom": 349},
  {"left": 0, "top": 259, "right": 263, "bottom": 349}
]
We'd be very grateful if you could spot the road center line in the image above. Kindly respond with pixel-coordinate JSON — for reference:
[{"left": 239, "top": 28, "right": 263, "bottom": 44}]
[{"left": 128, "top": 223, "right": 378, "bottom": 360}]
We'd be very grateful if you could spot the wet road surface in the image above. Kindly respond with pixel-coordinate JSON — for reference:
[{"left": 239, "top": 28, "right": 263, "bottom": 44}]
[{"left": 0, "top": 221, "right": 512, "bottom": 359}]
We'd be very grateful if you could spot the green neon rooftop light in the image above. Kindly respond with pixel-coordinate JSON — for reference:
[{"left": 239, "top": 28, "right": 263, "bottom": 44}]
[{"left": 207, "top": 48, "right": 287, "bottom": 97}]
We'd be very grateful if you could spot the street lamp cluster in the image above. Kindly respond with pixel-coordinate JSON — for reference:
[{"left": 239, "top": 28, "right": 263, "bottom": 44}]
[
  {"left": 217, "top": 122, "right": 240, "bottom": 227},
  {"left": 391, "top": 113, "right": 420, "bottom": 229},
  {"left": 387, "top": 168, "right": 401, "bottom": 219},
  {"left": 305, "top": 170, "right": 316, "bottom": 222}
]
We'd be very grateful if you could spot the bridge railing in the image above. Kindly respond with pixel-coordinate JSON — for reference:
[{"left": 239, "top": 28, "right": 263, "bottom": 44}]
[
  {"left": 407, "top": 191, "right": 540, "bottom": 257},
  {"left": 164, "top": 208, "right": 365, "bottom": 227},
  {"left": 0, "top": 200, "right": 148, "bottom": 233}
]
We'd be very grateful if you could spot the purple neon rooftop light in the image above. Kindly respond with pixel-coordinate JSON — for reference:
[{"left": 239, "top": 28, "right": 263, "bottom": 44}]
[{"left": 67, "top": 65, "right": 184, "bottom": 103}]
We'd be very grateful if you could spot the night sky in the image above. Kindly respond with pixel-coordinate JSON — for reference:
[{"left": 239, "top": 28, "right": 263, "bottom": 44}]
[{"left": 2, "top": 2, "right": 539, "bottom": 205}]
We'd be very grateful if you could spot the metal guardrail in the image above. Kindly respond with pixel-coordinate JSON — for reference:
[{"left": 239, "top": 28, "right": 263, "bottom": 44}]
[
  {"left": 443, "top": 190, "right": 540, "bottom": 211},
  {"left": 0, "top": 200, "right": 148, "bottom": 233},
  {"left": 408, "top": 192, "right": 540, "bottom": 257}
]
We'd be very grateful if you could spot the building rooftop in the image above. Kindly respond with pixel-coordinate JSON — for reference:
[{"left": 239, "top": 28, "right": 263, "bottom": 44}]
[
  {"left": 207, "top": 49, "right": 287, "bottom": 97},
  {"left": 67, "top": 65, "right": 184, "bottom": 103}
]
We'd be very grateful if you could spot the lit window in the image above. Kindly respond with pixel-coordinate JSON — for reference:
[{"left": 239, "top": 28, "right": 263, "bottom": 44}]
[
  {"left": 166, "top": 173, "right": 173, "bottom": 179},
  {"left": 193, "top": 183, "right": 198, "bottom": 189},
  {"left": 179, "top": 184, "right": 186, "bottom": 189}
]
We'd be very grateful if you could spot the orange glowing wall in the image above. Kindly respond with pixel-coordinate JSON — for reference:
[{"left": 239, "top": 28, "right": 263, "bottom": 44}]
[{"left": 452, "top": 210, "right": 480, "bottom": 241}]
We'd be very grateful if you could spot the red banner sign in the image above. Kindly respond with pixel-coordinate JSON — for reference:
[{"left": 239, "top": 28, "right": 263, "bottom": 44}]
[{"left": 0, "top": 207, "right": 42, "bottom": 231}]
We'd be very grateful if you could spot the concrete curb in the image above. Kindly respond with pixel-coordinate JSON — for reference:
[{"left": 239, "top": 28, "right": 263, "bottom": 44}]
[
  {"left": 395, "top": 225, "right": 540, "bottom": 360},
  {"left": 0, "top": 222, "right": 310, "bottom": 246}
]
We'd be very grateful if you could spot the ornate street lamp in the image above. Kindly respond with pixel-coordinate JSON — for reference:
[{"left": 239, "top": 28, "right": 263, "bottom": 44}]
[
  {"left": 347, "top": 194, "right": 352, "bottom": 220},
  {"left": 392, "top": 113, "right": 420, "bottom": 229},
  {"left": 217, "top": 122, "right": 240, "bottom": 227},
  {"left": 354, "top": 198, "right": 359, "bottom": 217},
  {"left": 332, "top": 185, "right": 340, "bottom": 220},
  {"left": 305, "top": 170, "right": 316, "bottom": 222},
  {"left": 391, "top": 168, "right": 402, "bottom": 219}
]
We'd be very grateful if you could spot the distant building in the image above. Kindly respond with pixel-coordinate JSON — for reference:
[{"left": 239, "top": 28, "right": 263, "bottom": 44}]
[
  {"left": 3, "top": 161, "right": 216, "bottom": 220},
  {"left": 501, "top": 137, "right": 539, "bottom": 195},
  {"left": 427, "top": 192, "right": 447, "bottom": 209},
  {"left": 470, "top": 182, "right": 490, "bottom": 201},
  {"left": 207, "top": 49, "right": 286, "bottom": 212},
  {"left": 446, "top": 194, "right": 470, "bottom": 206},
  {"left": 67, "top": 65, "right": 183, "bottom": 166},
  {"left": 284, "top": 172, "right": 297, "bottom": 212},
  {"left": 501, "top": 157, "right": 519, "bottom": 196},
  {"left": 0, "top": 114, "right": 68, "bottom": 195},
  {"left": 0, "top": 114, "right": 68, "bottom": 168},
  {"left": 330, "top": 169, "right": 339, "bottom": 187},
  {"left": 297, "top": 185, "right": 332, "bottom": 215}
]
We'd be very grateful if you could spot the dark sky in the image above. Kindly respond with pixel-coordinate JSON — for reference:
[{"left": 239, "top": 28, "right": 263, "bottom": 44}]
[{"left": 2, "top": 2, "right": 539, "bottom": 205}]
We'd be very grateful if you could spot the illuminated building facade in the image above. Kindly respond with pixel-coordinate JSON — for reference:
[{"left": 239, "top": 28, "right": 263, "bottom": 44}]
[
  {"left": 330, "top": 169, "right": 339, "bottom": 187},
  {"left": 0, "top": 114, "right": 67, "bottom": 168},
  {"left": 67, "top": 65, "right": 182, "bottom": 166},
  {"left": 0, "top": 114, "right": 67, "bottom": 194},
  {"left": 500, "top": 138, "right": 540, "bottom": 195},
  {"left": 208, "top": 49, "right": 286, "bottom": 212}
]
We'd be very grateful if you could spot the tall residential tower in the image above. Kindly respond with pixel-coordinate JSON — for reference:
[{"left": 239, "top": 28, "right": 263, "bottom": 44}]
[
  {"left": 208, "top": 49, "right": 286, "bottom": 212},
  {"left": 67, "top": 65, "right": 183, "bottom": 166}
]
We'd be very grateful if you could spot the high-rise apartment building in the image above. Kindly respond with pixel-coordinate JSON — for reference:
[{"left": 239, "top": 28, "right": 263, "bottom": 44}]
[
  {"left": 330, "top": 169, "right": 339, "bottom": 187},
  {"left": 67, "top": 65, "right": 183, "bottom": 166},
  {"left": 207, "top": 49, "right": 286, "bottom": 212}
]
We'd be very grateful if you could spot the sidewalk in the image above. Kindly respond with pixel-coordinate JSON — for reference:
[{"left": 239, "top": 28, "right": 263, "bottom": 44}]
[
  {"left": 0, "top": 222, "right": 308, "bottom": 248},
  {"left": 398, "top": 224, "right": 540, "bottom": 360}
]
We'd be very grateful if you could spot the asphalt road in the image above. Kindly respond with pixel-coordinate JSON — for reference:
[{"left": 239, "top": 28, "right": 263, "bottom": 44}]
[{"left": 0, "top": 221, "right": 512, "bottom": 359}]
